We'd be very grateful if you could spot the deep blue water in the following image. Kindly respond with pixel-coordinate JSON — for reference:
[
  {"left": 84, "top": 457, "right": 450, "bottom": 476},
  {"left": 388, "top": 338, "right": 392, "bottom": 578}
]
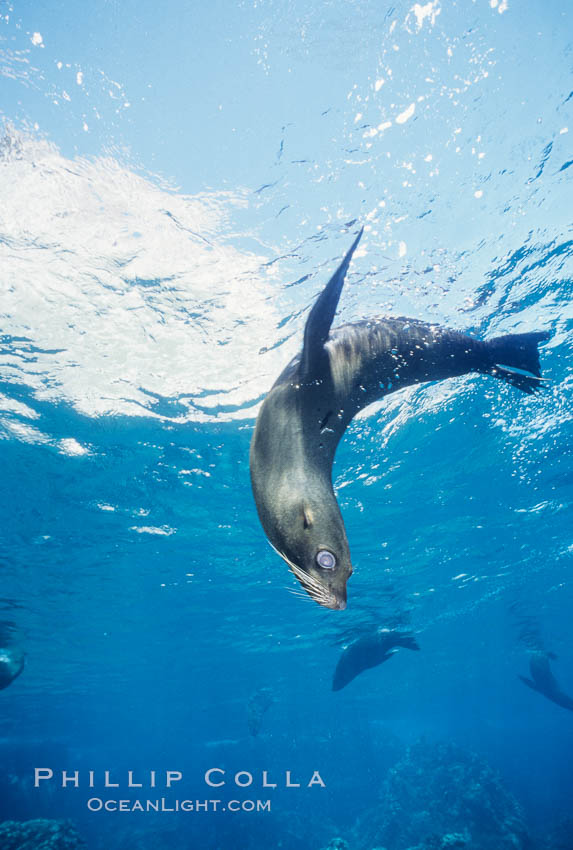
[{"left": 1, "top": 1, "right": 573, "bottom": 849}]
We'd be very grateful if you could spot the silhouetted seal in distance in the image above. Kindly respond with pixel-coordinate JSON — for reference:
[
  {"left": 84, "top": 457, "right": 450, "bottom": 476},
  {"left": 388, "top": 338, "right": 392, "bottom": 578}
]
[
  {"left": 250, "top": 229, "right": 550, "bottom": 610},
  {"left": 332, "top": 628, "right": 420, "bottom": 691},
  {"left": 0, "top": 646, "right": 25, "bottom": 690},
  {"left": 247, "top": 687, "right": 274, "bottom": 737},
  {"left": 519, "top": 651, "right": 573, "bottom": 712}
]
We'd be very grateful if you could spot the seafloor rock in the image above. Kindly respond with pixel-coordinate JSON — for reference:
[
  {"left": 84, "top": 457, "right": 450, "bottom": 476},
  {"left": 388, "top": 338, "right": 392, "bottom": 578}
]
[
  {"left": 210, "top": 807, "right": 338, "bottom": 850},
  {"left": 351, "top": 740, "right": 531, "bottom": 850},
  {"left": 547, "top": 815, "right": 573, "bottom": 850},
  {"left": 0, "top": 819, "right": 86, "bottom": 849},
  {"left": 319, "top": 839, "right": 350, "bottom": 850},
  {"left": 110, "top": 809, "right": 339, "bottom": 850},
  {"left": 101, "top": 825, "right": 187, "bottom": 850}
]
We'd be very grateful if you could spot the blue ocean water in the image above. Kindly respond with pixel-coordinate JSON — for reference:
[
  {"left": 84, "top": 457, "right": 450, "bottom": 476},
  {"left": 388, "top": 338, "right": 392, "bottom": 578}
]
[{"left": 1, "top": 1, "right": 572, "bottom": 848}]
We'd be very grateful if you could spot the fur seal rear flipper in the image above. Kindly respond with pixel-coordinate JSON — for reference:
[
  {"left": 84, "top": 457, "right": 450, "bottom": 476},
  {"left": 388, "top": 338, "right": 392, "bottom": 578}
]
[
  {"left": 332, "top": 628, "right": 420, "bottom": 691},
  {"left": 250, "top": 229, "right": 550, "bottom": 609},
  {"left": 519, "top": 652, "right": 573, "bottom": 712}
]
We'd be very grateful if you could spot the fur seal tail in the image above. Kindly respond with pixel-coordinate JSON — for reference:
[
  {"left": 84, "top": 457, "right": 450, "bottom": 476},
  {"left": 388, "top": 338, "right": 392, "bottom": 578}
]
[{"left": 486, "top": 331, "right": 550, "bottom": 394}]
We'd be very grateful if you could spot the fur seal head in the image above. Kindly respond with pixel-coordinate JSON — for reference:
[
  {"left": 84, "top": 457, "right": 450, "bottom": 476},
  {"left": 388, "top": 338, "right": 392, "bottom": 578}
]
[{"left": 266, "top": 488, "right": 352, "bottom": 610}]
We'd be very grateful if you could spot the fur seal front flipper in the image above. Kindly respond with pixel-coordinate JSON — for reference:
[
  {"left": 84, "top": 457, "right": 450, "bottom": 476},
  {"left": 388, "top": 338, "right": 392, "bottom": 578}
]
[{"left": 250, "top": 230, "right": 550, "bottom": 609}]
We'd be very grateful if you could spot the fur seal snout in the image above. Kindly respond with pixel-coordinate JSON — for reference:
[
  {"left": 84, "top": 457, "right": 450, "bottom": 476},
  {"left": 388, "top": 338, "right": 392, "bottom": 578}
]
[{"left": 250, "top": 230, "right": 550, "bottom": 609}]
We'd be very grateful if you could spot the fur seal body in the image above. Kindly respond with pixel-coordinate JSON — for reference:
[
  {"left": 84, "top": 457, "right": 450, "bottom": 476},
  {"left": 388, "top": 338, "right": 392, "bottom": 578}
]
[
  {"left": 250, "top": 229, "right": 550, "bottom": 609},
  {"left": 332, "top": 628, "right": 420, "bottom": 691},
  {"left": 0, "top": 647, "right": 25, "bottom": 691},
  {"left": 247, "top": 687, "right": 274, "bottom": 737},
  {"left": 519, "top": 652, "right": 573, "bottom": 712}
]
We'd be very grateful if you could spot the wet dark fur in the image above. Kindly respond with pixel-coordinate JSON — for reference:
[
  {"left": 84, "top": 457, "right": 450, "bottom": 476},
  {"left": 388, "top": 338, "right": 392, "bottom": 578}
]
[
  {"left": 519, "top": 652, "right": 573, "bottom": 712},
  {"left": 332, "top": 629, "right": 420, "bottom": 691},
  {"left": 250, "top": 230, "right": 550, "bottom": 609}
]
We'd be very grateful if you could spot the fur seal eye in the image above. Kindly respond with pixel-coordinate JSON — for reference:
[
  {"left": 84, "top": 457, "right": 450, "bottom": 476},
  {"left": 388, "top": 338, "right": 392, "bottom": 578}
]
[{"left": 316, "top": 550, "right": 336, "bottom": 570}]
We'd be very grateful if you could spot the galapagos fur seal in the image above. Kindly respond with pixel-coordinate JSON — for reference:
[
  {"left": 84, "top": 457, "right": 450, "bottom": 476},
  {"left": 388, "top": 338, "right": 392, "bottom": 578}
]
[
  {"left": 249, "top": 229, "right": 550, "bottom": 610},
  {"left": 0, "top": 646, "right": 25, "bottom": 690},
  {"left": 247, "top": 687, "right": 274, "bottom": 736},
  {"left": 519, "top": 651, "right": 573, "bottom": 712},
  {"left": 332, "top": 628, "right": 420, "bottom": 691}
]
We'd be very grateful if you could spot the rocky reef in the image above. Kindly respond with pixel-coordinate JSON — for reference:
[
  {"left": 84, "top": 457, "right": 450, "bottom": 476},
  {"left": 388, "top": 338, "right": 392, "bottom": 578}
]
[
  {"left": 0, "top": 742, "right": 539, "bottom": 850},
  {"left": 547, "top": 815, "right": 573, "bottom": 850},
  {"left": 216, "top": 807, "right": 338, "bottom": 850},
  {"left": 102, "top": 807, "right": 338, "bottom": 850},
  {"left": 351, "top": 740, "right": 531, "bottom": 850},
  {"left": 0, "top": 819, "right": 85, "bottom": 849},
  {"left": 98, "top": 824, "right": 187, "bottom": 850}
]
